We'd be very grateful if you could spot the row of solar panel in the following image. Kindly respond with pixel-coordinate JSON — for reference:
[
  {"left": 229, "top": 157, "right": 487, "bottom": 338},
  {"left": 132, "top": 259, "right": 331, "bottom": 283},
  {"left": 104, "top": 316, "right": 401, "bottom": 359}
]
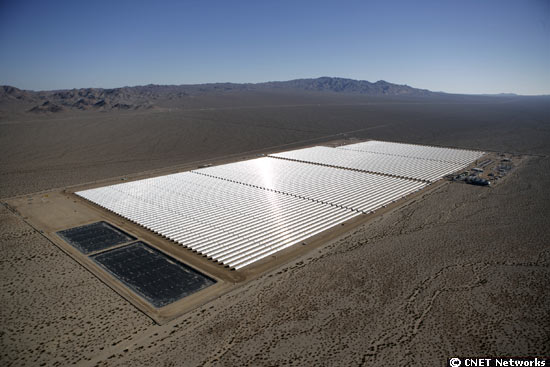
[
  {"left": 77, "top": 172, "right": 361, "bottom": 269},
  {"left": 192, "top": 157, "right": 426, "bottom": 213},
  {"left": 338, "top": 140, "right": 484, "bottom": 165},
  {"left": 270, "top": 145, "right": 480, "bottom": 182}
]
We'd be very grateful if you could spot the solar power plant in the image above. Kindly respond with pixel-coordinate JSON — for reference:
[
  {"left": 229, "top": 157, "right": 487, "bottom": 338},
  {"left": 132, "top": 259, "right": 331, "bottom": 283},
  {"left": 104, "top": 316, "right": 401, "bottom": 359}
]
[
  {"left": 76, "top": 140, "right": 483, "bottom": 270},
  {"left": 91, "top": 242, "right": 215, "bottom": 308},
  {"left": 193, "top": 157, "right": 426, "bottom": 213},
  {"left": 76, "top": 172, "right": 360, "bottom": 270},
  {"left": 336, "top": 140, "right": 485, "bottom": 165},
  {"left": 270, "top": 145, "right": 481, "bottom": 182},
  {"left": 57, "top": 221, "right": 136, "bottom": 254}
]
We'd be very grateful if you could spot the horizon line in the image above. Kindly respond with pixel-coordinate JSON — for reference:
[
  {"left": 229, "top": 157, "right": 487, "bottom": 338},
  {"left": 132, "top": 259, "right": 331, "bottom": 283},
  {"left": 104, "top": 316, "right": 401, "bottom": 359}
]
[{"left": 2, "top": 77, "right": 548, "bottom": 97}]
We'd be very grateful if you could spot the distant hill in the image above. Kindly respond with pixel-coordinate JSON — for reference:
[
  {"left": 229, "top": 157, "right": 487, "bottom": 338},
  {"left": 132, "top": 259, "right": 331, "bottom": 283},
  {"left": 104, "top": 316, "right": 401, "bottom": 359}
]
[
  {"left": 0, "top": 77, "right": 449, "bottom": 114},
  {"left": 1, "top": 85, "right": 157, "bottom": 113},
  {"left": 478, "top": 93, "right": 519, "bottom": 97},
  {"left": 28, "top": 101, "right": 64, "bottom": 113},
  {"left": 256, "top": 77, "right": 434, "bottom": 96}
]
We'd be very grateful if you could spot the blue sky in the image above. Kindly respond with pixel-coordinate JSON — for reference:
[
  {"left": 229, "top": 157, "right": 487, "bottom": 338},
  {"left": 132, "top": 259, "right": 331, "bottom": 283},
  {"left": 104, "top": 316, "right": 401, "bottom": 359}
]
[{"left": 1, "top": 0, "right": 548, "bottom": 94}]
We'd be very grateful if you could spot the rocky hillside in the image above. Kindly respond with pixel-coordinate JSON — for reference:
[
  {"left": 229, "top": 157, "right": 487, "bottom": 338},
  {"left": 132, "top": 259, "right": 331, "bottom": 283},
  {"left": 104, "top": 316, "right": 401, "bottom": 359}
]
[
  {"left": 257, "top": 77, "right": 433, "bottom": 95},
  {"left": 1, "top": 77, "right": 438, "bottom": 114}
]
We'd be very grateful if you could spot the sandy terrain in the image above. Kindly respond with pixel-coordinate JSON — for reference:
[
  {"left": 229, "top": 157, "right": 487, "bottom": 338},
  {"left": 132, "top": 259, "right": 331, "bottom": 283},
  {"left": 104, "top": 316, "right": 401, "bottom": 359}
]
[
  {"left": 2, "top": 95, "right": 548, "bottom": 198},
  {"left": 1, "top": 93, "right": 549, "bottom": 366}
]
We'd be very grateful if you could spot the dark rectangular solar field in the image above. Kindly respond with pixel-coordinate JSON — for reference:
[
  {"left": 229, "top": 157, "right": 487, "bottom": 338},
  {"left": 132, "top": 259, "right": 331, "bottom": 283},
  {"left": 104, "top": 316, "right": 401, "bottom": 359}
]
[
  {"left": 91, "top": 242, "right": 216, "bottom": 308},
  {"left": 57, "top": 221, "right": 136, "bottom": 254}
]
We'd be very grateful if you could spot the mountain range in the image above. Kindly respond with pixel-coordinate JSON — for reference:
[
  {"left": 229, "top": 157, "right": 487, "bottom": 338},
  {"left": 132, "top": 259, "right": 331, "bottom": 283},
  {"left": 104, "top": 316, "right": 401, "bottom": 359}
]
[{"left": 0, "top": 77, "right": 440, "bottom": 114}]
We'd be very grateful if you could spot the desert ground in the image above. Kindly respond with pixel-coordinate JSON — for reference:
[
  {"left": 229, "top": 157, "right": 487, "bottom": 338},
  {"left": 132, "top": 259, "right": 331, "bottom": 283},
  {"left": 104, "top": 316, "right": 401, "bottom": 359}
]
[{"left": 1, "top": 91, "right": 549, "bottom": 366}]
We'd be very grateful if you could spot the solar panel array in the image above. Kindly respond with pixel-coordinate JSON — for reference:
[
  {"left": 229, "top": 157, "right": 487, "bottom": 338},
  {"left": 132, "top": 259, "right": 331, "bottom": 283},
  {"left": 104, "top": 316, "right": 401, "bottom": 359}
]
[
  {"left": 270, "top": 145, "right": 481, "bottom": 182},
  {"left": 76, "top": 140, "right": 484, "bottom": 270},
  {"left": 193, "top": 157, "right": 426, "bottom": 213},
  {"left": 77, "top": 172, "right": 359, "bottom": 270},
  {"left": 337, "top": 140, "right": 485, "bottom": 165}
]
